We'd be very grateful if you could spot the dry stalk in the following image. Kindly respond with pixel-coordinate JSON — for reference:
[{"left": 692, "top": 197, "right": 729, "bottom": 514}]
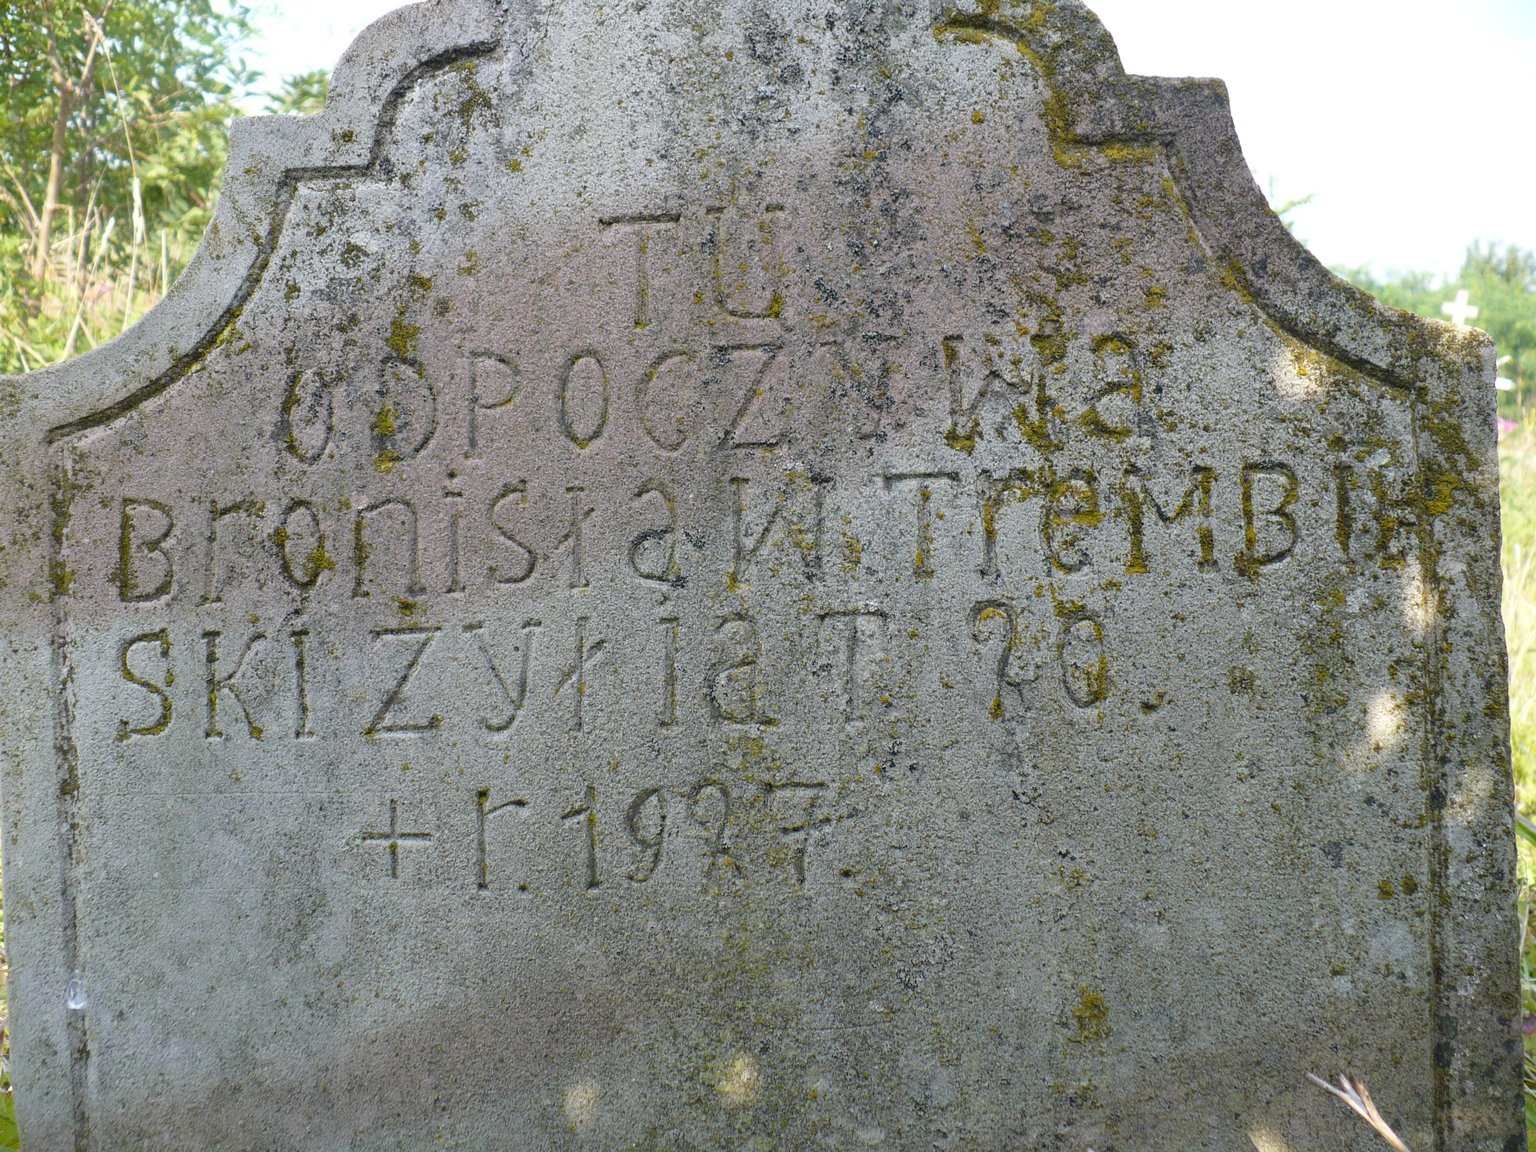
[{"left": 1307, "top": 1073, "right": 1411, "bottom": 1152}]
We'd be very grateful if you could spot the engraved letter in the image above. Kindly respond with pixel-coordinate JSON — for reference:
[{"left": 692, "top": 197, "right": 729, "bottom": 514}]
[
  {"left": 466, "top": 353, "right": 522, "bottom": 459},
  {"left": 722, "top": 343, "right": 791, "bottom": 448},
  {"left": 204, "top": 629, "right": 267, "bottom": 741},
  {"left": 552, "top": 486, "right": 593, "bottom": 590},
  {"left": 365, "top": 627, "right": 443, "bottom": 735},
  {"left": 115, "top": 498, "right": 174, "bottom": 602},
  {"left": 1059, "top": 613, "right": 1109, "bottom": 708},
  {"left": 465, "top": 620, "right": 540, "bottom": 733},
  {"left": 637, "top": 351, "right": 698, "bottom": 451},
  {"left": 276, "top": 500, "right": 334, "bottom": 591},
  {"left": 118, "top": 629, "right": 172, "bottom": 741},
  {"left": 372, "top": 354, "right": 438, "bottom": 469},
  {"left": 476, "top": 786, "right": 529, "bottom": 891},
  {"left": 1333, "top": 463, "right": 1356, "bottom": 558},
  {"left": 942, "top": 335, "right": 1048, "bottom": 453},
  {"left": 443, "top": 486, "right": 465, "bottom": 594},
  {"left": 970, "top": 600, "right": 1038, "bottom": 720},
  {"left": 555, "top": 617, "right": 607, "bottom": 733},
  {"left": 765, "top": 780, "right": 832, "bottom": 885},
  {"left": 658, "top": 616, "right": 679, "bottom": 727},
  {"left": 729, "top": 477, "right": 784, "bottom": 588},
  {"left": 708, "top": 612, "right": 773, "bottom": 725},
  {"left": 204, "top": 498, "right": 263, "bottom": 604},
  {"left": 629, "top": 480, "right": 681, "bottom": 585},
  {"left": 353, "top": 498, "right": 426, "bottom": 599},
  {"left": 558, "top": 352, "right": 610, "bottom": 449},
  {"left": 1333, "top": 459, "right": 1414, "bottom": 567},
  {"left": 707, "top": 203, "right": 785, "bottom": 319},
  {"left": 1079, "top": 334, "right": 1143, "bottom": 441},
  {"left": 688, "top": 780, "right": 738, "bottom": 881},
  {"left": 488, "top": 482, "right": 536, "bottom": 585},
  {"left": 1122, "top": 466, "right": 1217, "bottom": 575},
  {"left": 599, "top": 212, "right": 681, "bottom": 329},
  {"left": 561, "top": 782, "right": 601, "bottom": 890},
  {"left": 625, "top": 787, "right": 667, "bottom": 882},
  {"left": 279, "top": 369, "right": 334, "bottom": 464},
  {"left": 978, "top": 469, "right": 1037, "bottom": 580},
  {"left": 1041, "top": 468, "right": 1102, "bottom": 574},
  {"left": 1237, "top": 463, "right": 1299, "bottom": 578},
  {"left": 292, "top": 629, "right": 315, "bottom": 740},
  {"left": 882, "top": 472, "right": 960, "bottom": 579},
  {"left": 818, "top": 609, "right": 889, "bottom": 724}
]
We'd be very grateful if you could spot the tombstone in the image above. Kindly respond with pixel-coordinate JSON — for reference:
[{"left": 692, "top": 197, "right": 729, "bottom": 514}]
[{"left": 0, "top": 0, "right": 1520, "bottom": 1148}]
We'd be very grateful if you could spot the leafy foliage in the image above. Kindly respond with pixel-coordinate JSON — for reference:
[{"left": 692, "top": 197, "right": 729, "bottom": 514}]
[
  {"left": 266, "top": 68, "right": 329, "bottom": 116},
  {"left": 0, "top": 0, "right": 256, "bottom": 373}
]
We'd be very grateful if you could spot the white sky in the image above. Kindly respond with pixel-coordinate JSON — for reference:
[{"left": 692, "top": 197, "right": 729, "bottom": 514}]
[{"left": 241, "top": 0, "right": 1536, "bottom": 281}]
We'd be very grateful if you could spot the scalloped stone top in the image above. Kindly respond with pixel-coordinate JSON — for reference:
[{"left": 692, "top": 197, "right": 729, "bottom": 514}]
[{"left": 0, "top": 1, "right": 1517, "bottom": 1149}]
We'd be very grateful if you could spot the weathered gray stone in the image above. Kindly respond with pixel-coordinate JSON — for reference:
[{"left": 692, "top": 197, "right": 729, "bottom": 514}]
[{"left": 0, "top": 0, "right": 1520, "bottom": 1148}]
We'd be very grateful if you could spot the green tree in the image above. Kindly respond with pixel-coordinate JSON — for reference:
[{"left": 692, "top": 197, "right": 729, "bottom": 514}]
[
  {"left": 266, "top": 68, "right": 329, "bottom": 116},
  {"left": 0, "top": 0, "right": 254, "bottom": 370},
  {"left": 1460, "top": 242, "right": 1536, "bottom": 390}
]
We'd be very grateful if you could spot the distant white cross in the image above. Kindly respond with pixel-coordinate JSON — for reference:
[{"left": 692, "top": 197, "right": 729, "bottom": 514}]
[{"left": 1441, "top": 289, "right": 1480, "bottom": 328}]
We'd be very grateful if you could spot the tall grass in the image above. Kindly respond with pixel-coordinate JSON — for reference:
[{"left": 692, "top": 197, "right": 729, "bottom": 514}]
[
  {"left": 1499, "top": 411, "right": 1536, "bottom": 1145},
  {"left": 0, "top": 203, "right": 196, "bottom": 376}
]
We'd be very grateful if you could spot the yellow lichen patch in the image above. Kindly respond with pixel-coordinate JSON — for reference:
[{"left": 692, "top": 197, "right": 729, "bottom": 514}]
[
  {"left": 1100, "top": 141, "right": 1158, "bottom": 166},
  {"left": 934, "top": 24, "right": 993, "bottom": 46},
  {"left": 386, "top": 316, "right": 419, "bottom": 359},
  {"left": 944, "top": 422, "right": 980, "bottom": 454},
  {"left": 303, "top": 542, "right": 336, "bottom": 584},
  {"left": 1070, "top": 987, "right": 1110, "bottom": 1042},
  {"left": 841, "top": 533, "right": 863, "bottom": 574},
  {"left": 967, "top": 220, "right": 987, "bottom": 255},
  {"left": 1218, "top": 259, "right": 1257, "bottom": 306}
]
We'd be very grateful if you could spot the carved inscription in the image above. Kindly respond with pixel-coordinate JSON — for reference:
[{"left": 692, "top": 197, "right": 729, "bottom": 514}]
[
  {"left": 360, "top": 799, "right": 434, "bottom": 879},
  {"left": 468, "top": 779, "right": 851, "bottom": 892},
  {"left": 76, "top": 200, "right": 1408, "bottom": 910},
  {"left": 98, "top": 465, "right": 1341, "bottom": 608}
]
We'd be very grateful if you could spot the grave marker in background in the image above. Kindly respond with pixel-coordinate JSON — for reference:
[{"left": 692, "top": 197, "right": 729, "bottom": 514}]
[
  {"left": 1443, "top": 289, "right": 1481, "bottom": 328},
  {"left": 0, "top": 0, "right": 1520, "bottom": 1148}
]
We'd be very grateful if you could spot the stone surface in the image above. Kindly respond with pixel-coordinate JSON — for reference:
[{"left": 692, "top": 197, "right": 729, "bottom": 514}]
[{"left": 0, "top": 0, "right": 1521, "bottom": 1148}]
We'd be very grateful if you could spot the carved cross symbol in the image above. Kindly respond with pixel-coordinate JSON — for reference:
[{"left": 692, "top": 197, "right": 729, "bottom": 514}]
[
  {"left": 360, "top": 799, "right": 433, "bottom": 879},
  {"left": 1441, "top": 289, "right": 1480, "bottom": 328}
]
